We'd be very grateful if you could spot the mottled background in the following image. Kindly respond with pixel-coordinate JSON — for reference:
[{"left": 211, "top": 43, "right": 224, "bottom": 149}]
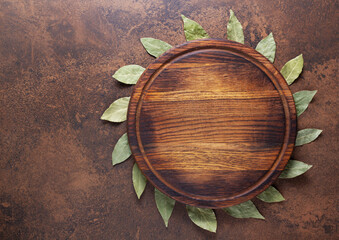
[{"left": 0, "top": 0, "right": 337, "bottom": 239}]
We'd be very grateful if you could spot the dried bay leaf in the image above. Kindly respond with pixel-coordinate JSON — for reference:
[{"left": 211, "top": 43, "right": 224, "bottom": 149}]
[
  {"left": 155, "top": 188, "right": 175, "bottom": 227},
  {"left": 186, "top": 206, "right": 217, "bottom": 232},
  {"left": 293, "top": 90, "right": 317, "bottom": 117},
  {"left": 227, "top": 10, "right": 244, "bottom": 44},
  {"left": 112, "top": 133, "right": 132, "bottom": 165},
  {"left": 132, "top": 163, "right": 147, "bottom": 199},
  {"left": 101, "top": 97, "right": 130, "bottom": 123},
  {"left": 256, "top": 186, "right": 285, "bottom": 203},
  {"left": 113, "top": 65, "right": 145, "bottom": 85},
  {"left": 223, "top": 200, "right": 264, "bottom": 219},
  {"left": 181, "top": 14, "right": 210, "bottom": 41},
  {"left": 255, "top": 32, "right": 276, "bottom": 63},
  {"left": 279, "top": 160, "right": 313, "bottom": 179},
  {"left": 140, "top": 37, "right": 172, "bottom": 58},
  {"left": 281, "top": 54, "right": 304, "bottom": 85},
  {"left": 295, "top": 128, "right": 322, "bottom": 146}
]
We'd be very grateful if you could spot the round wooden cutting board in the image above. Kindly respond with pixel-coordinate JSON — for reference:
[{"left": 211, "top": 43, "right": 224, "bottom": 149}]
[{"left": 127, "top": 39, "right": 296, "bottom": 208}]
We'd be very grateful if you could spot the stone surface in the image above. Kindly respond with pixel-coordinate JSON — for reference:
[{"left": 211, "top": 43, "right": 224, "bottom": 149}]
[{"left": 0, "top": 0, "right": 337, "bottom": 239}]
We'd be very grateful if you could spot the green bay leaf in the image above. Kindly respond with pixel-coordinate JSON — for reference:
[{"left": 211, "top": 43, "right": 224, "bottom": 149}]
[
  {"left": 112, "top": 133, "right": 132, "bottom": 165},
  {"left": 181, "top": 14, "right": 210, "bottom": 41},
  {"left": 281, "top": 54, "right": 304, "bottom": 85},
  {"left": 295, "top": 128, "right": 322, "bottom": 146},
  {"left": 132, "top": 163, "right": 147, "bottom": 199},
  {"left": 227, "top": 10, "right": 244, "bottom": 44},
  {"left": 186, "top": 205, "right": 217, "bottom": 233},
  {"left": 113, "top": 65, "right": 145, "bottom": 85},
  {"left": 223, "top": 200, "right": 264, "bottom": 219},
  {"left": 140, "top": 37, "right": 172, "bottom": 58},
  {"left": 293, "top": 90, "right": 317, "bottom": 117},
  {"left": 255, "top": 32, "right": 276, "bottom": 63},
  {"left": 257, "top": 186, "right": 285, "bottom": 203},
  {"left": 279, "top": 160, "right": 312, "bottom": 179},
  {"left": 155, "top": 188, "right": 175, "bottom": 227},
  {"left": 101, "top": 97, "right": 130, "bottom": 123}
]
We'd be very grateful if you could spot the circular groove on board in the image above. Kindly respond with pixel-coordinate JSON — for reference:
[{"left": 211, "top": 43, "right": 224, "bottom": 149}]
[{"left": 127, "top": 39, "right": 296, "bottom": 208}]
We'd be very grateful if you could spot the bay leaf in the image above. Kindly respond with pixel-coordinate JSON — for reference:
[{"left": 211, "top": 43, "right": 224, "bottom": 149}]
[
  {"left": 256, "top": 186, "right": 285, "bottom": 203},
  {"left": 227, "top": 10, "right": 244, "bottom": 44},
  {"left": 280, "top": 54, "right": 304, "bottom": 85},
  {"left": 140, "top": 37, "right": 172, "bottom": 58},
  {"left": 255, "top": 32, "right": 276, "bottom": 63},
  {"left": 113, "top": 65, "right": 145, "bottom": 85},
  {"left": 295, "top": 128, "right": 322, "bottom": 146},
  {"left": 223, "top": 200, "right": 264, "bottom": 219},
  {"left": 279, "top": 160, "right": 313, "bottom": 179},
  {"left": 132, "top": 163, "right": 147, "bottom": 199},
  {"left": 101, "top": 97, "right": 130, "bottom": 123},
  {"left": 155, "top": 188, "right": 175, "bottom": 227},
  {"left": 186, "top": 205, "right": 217, "bottom": 233},
  {"left": 112, "top": 133, "right": 132, "bottom": 165},
  {"left": 293, "top": 90, "right": 317, "bottom": 117},
  {"left": 181, "top": 14, "right": 210, "bottom": 41}
]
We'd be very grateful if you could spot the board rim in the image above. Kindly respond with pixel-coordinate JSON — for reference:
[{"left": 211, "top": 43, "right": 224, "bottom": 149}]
[{"left": 127, "top": 39, "right": 297, "bottom": 208}]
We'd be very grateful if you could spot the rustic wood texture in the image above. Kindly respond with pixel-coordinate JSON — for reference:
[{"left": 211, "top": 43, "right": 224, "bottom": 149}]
[
  {"left": 0, "top": 0, "right": 337, "bottom": 239},
  {"left": 128, "top": 39, "right": 296, "bottom": 208}
]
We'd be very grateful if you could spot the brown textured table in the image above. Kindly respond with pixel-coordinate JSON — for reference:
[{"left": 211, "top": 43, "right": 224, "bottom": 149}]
[{"left": 0, "top": 0, "right": 337, "bottom": 239}]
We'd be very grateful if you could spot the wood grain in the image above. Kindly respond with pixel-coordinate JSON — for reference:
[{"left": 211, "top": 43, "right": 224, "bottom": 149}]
[{"left": 127, "top": 39, "right": 297, "bottom": 208}]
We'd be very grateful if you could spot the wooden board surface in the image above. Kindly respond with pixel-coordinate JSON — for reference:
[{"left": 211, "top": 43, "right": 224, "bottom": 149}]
[{"left": 128, "top": 39, "right": 297, "bottom": 208}]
